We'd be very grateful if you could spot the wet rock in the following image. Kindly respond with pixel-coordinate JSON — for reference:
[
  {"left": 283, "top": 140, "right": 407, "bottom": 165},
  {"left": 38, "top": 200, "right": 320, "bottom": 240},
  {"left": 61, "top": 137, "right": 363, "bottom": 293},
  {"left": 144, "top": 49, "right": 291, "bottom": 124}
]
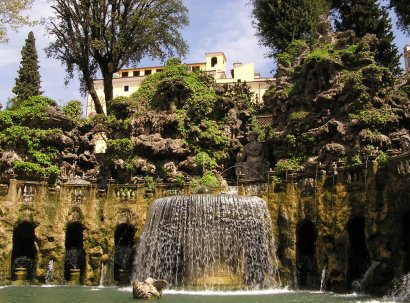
[{"left": 132, "top": 277, "right": 167, "bottom": 300}]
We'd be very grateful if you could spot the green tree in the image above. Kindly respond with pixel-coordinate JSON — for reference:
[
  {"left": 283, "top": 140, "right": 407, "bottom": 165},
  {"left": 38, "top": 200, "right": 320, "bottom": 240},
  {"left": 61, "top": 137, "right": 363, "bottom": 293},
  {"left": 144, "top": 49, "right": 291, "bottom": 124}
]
[
  {"left": 12, "top": 31, "right": 41, "bottom": 106},
  {"left": 251, "top": 0, "right": 329, "bottom": 56},
  {"left": 0, "top": 0, "right": 35, "bottom": 42},
  {"left": 46, "top": 0, "right": 189, "bottom": 115},
  {"left": 389, "top": 0, "right": 410, "bottom": 35},
  {"left": 332, "top": 0, "right": 401, "bottom": 74}
]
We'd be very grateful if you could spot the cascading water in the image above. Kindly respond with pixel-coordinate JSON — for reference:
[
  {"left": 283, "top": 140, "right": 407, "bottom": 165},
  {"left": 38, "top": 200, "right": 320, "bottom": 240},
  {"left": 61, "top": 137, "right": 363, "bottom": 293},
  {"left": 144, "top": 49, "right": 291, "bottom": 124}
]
[
  {"left": 384, "top": 273, "right": 410, "bottom": 302},
  {"left": 352, "top": 261, "right": 380, "bottom": 292},
  {"left": 99, "top": 263, "right": 105, "bottom": 287},
  {"left": 45, "top": 260, "right": 54, "bottom": 284},
  {"left": 320, "top": 267, "right": 327, "bottom": 292},
  {"left": 132, "top": 195, "right": 280, "bottom": 289}
]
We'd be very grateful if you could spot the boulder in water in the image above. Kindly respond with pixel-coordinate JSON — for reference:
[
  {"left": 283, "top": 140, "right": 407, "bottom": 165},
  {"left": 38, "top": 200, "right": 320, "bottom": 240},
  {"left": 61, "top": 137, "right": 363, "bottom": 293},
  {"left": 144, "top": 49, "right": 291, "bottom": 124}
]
[{"left": 132, "top": 277, "right": 167, "bottom": 300}]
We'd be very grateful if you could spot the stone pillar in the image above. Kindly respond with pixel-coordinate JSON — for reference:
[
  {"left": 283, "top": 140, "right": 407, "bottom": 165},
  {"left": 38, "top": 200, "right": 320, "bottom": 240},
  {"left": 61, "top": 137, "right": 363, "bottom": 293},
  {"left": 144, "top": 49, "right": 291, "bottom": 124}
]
[{"left": 183, "top": 179, "right": 192, "bottom": 195}]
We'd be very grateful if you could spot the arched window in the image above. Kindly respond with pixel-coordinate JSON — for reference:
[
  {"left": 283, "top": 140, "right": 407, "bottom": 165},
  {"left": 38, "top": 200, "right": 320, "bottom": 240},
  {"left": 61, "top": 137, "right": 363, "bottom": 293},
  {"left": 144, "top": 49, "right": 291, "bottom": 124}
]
[{"left": 211, "top": 57, "right": 218, "bottom": 67}]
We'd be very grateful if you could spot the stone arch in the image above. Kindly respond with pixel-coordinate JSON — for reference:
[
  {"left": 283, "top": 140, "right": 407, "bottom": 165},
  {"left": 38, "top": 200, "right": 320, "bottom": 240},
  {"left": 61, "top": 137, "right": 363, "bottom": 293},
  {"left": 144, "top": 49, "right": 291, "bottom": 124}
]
[
  {"left": 113, "top": 223, "right": 136, "bottom": 284},
  {"left": 347, "top": 216, "right": 370, "bottom": 287},
  {"left": 11, "top": 221, "right": 37, "bottom": 281},
  {"left": 296, "top": 219, "right": 317, "bottom": 289},
  {"left": 64, "top": 222, "right": 86, "bottom": 284},
  {"left": 211, "top": 57, "right": 218, "bottom": 67},
  {"left": 402, "top": 211, "right": 410, "bottom": 273}
]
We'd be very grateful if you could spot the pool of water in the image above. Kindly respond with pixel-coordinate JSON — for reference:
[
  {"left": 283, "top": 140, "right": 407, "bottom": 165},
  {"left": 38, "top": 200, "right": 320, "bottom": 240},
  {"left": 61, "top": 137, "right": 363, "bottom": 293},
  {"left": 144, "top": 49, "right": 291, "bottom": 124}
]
[{"left": 0, "top": 286, "right": 397, "bottom": 303}]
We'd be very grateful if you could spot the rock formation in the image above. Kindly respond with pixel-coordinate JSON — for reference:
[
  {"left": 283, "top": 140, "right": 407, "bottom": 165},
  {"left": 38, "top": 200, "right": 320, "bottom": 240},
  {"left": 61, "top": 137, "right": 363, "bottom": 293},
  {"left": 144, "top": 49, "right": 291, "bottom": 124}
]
[{"left": 132, "top": 277, "right": 167, "bottom": 300}]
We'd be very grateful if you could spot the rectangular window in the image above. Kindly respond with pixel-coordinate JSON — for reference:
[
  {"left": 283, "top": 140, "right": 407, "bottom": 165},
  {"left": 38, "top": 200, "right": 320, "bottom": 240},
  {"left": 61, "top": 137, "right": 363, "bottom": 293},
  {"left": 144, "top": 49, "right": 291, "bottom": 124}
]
[
  {"left": 124, "top": 85, "right": 129, "bottom": 92},
  {"left": 145, "top": 69, "right": 152, "bottom": 75},
  {"left": 192, "top": 66, "right": 200, "bottom": 72},
  {"left": 156, "top": 69, "right": 163, "bottom": 73},
  {"left": 133, "top": 70, "right": 140, "bottom": 77},
  {"left": 122, "top": 72, "right": 129, "bottom": 77}
]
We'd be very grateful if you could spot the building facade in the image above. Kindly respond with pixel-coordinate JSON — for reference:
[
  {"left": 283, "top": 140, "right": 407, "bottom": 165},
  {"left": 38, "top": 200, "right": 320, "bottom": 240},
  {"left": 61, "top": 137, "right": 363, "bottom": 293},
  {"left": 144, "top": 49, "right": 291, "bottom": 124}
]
[
  {"left": 86, "top": 52, "right": 275, "bottom": 116},
  {"left": 405, "top": 45, "right": 410, "bottom": 74}
]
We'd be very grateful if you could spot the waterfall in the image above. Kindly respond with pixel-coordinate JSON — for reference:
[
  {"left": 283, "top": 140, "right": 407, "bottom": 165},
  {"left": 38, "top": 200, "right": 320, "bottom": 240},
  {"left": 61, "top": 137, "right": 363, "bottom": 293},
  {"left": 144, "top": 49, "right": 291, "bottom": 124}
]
[
  {"left": 384, "top": 273, "right": 410, "bottom": 302},
  {"left": 352, "top": 261, "right": 380, "bottom": 292},
  {"left": 132, "top": 195, "right": 280, "bottom": 289},
  {"left": 45, "top": 260, "right": 54, "bottom": 284},
  {"left": 320, "top": 267, "right": 327, "bottom": 292},
  {"left": 99, "top": 263, "right": 105, "bottom": 287}
]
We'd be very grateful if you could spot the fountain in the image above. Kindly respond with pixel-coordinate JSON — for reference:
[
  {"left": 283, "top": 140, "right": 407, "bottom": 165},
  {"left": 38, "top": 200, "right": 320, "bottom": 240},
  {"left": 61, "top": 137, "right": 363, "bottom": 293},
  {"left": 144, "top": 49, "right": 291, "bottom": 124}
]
[
  {"left": 320, "top": 267, "right": 328, "bottom": 292},
  {"left": 99, "top": 263, "right": 105, "bottom": 287},
  {"left": 12, "top": 256, "right": 33, "bottom": 283},
  {"left": 384, "top": 273, "right": 410, "bottom": 302},
  {"left": 45, "top": 260, "right": 54, "bottom": 284},
  {"left": 352, "top": 261, "right": 380, "bottom": 292},
  {"left": 65, "top": 248, "right": 84, "bottom": 285},
  {"left": 132, "top": 194, "right": 280, "bottom": 289},
  {"left": 114, "top": 245, "right": 133, "bottom": 284}
]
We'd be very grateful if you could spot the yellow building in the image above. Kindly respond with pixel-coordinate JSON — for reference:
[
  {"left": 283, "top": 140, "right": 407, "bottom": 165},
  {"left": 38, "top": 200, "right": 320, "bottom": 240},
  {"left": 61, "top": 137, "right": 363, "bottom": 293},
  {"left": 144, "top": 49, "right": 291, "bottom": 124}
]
[
  {"left": 405, "top": 45, "right": 410, "bottom": 74},
  {"left": 86, "top": 52, "right": 275, "bottom": 116}
]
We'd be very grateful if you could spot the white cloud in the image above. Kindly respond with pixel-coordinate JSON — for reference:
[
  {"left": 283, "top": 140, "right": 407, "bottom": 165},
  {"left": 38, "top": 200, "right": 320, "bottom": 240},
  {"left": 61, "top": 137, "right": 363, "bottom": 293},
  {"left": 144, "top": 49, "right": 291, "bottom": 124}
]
[{"left": 184, "top": 0, "right": 274, "bottom": 77}]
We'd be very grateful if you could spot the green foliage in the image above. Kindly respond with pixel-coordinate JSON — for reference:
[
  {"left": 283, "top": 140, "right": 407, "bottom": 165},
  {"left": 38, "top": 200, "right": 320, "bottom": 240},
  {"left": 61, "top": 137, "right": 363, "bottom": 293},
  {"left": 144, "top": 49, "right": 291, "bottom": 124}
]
[
  {"left": 0, "top": 96, "right": 57, "bottom": 130},
  {"left": 276, "top": 40, "right": 308, "bottom": 67},
  {"left": 251, "top": 0, "right": 328, "bottom": 56},
  {"left": 197, "top": 120, "right": 229, "bottom": 148},
  {"left": 191, "top": 172, "right": 220, "bottom": 192},
  {"left": 222, "top": 81, "right": 256, "bottom": 112},
  {"left": 390, "top": 0, "right": 410, "bottom": 34},
  {"left": 274, "top": 158, "right": 303, "bottom": 174},
  {"left": 86, "top": 113, "right": 131, "bottom": 136},
  {"left": 194, "top": 152, "right": 218, "bottom": 171},
  {"left": 12, "top": 161, "right": 60, "bottom": 180},
  {"left": 351, "top": 154, "right": 363, "bottom": 166},
  {"left": 250, "top": 117, "right": 273, "bottom": 141},
  {"left": 0, "top": 0, "right": 35, "bottom": 43},
  {"left": 62, "top": 100, "right": 83, "bottom": 125},
  {"left": 199, "top": 172, "right": 220, "bottom": 188},
  {"left": 12, "top": 31, "right": 41, "bottom": 106},
  {"left": 284, "top": 134, "right": 297, "bottom": 146},
  {"left": 377, "top": 150, "right": 388, "bottom": 166},
  {"left": 106, "top": 138, "right": 134, "bottom": 159},
  {"left": 144, "top": 176, "right": 156, "bottom": 190},
  {"left": 332, "top": 0, "right": 401, "bottom": 74},
  {"left": 289, "top": 111, "right": 309, "bottom": 121},
  {"left": 47, "top": 0, "right": 189, "bottom": 112},
  {"left": 349, "top": 107, "right": 399, "bottom": 129}
]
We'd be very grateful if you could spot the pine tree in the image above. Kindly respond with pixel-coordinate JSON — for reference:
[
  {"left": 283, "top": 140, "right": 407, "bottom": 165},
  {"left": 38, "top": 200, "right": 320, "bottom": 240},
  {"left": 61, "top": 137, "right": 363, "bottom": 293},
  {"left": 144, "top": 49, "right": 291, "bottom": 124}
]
[
  {"left": 12, "top": 31, "right": 42, "bottom": 106},
  {"left": 251, "top": 0, "right": 329, "bottom": 56},
  {"left": 390, "top": 0, "right": 410, "bottom": 35},
  {"left": 332, "top": 0, "right": 401, "bottom": 74}
]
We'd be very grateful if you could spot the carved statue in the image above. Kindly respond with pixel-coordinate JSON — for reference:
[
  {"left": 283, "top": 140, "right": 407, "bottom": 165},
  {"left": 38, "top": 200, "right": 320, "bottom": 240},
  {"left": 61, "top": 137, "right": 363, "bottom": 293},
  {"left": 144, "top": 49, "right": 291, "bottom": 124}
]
[
  {"left": 132, "top": 277, "right": 167, "bottom": 300},
  {"left": 399, "top": 134, "right": 410, "bottom": 153},
  {"left": 236, "top": 132, "right": 269, "bottom": 180}
]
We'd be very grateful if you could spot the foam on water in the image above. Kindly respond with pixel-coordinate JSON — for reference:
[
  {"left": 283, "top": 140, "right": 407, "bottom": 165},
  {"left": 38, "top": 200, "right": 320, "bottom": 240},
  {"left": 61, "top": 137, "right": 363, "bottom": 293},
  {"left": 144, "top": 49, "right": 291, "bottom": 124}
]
[
  {"left": 163, "top": 288, "right": 294, "bottom": 296},
  {"left": 116, "top": 286, "right": 293, "bottom": 296}
]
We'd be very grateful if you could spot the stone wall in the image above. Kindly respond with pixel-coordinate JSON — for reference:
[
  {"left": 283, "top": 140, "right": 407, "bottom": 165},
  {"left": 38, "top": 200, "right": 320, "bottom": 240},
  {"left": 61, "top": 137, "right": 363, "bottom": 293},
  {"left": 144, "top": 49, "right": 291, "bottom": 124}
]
[
  {"left": 0, "top": 153, "right": 409, "bottom": 292},
  {"left": 264, "top": 153, "right": 410, "bottom": 294}
]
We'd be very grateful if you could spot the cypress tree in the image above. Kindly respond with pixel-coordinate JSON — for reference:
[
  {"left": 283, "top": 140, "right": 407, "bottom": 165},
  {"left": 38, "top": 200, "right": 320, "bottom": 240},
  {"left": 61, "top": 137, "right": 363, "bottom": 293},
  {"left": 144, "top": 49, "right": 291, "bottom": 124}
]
[
  {"left": 12, "top": 31, "right": 42, "bottom": 105},
  {"left": 332, "top": 0, "right": 401, "bottom": 74}
]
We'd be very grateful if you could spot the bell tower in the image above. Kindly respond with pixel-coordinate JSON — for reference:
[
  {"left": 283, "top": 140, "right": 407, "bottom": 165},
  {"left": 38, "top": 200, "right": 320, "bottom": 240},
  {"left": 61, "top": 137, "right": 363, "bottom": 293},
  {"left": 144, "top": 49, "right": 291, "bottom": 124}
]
[{"left": 205, "top": 52, "right": 227, "bottom": 79}]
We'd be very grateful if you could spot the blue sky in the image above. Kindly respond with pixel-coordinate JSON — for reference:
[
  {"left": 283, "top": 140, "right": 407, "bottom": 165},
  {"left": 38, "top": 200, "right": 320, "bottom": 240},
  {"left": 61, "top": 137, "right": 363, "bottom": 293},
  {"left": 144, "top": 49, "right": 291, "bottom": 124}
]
[{"left": 0, "top": 0, "right": 408, "bottom": 108}]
